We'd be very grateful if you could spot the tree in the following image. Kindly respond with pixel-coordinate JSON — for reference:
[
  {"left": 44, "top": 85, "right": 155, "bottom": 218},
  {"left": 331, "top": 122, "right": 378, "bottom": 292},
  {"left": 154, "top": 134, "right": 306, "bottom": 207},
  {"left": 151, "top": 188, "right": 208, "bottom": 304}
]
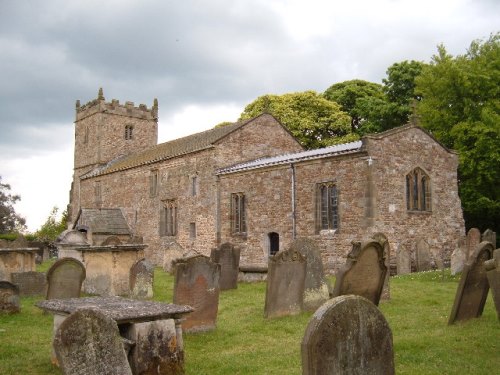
[
  {"left": 0, "top": 176, "right": 26, "bottom": 234},
  {"left": 34, "top": 206, "right": 68, "bottom": 242},
  {"left": 239, "top": 91, "right": 355, "bottom": 149},
  {"left": 416, "top": 33, "right": 500, "bottom": 235}
]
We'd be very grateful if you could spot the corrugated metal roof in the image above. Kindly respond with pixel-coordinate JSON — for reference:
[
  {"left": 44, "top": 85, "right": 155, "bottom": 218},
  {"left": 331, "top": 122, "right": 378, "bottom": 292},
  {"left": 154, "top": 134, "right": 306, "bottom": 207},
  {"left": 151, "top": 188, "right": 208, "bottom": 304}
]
[
  {"left": 82, "top": 119, "right": 252, "bottom": 179},
  {"left": 74, "top": 208, "right": 131, "bottom": 235},
  {"left": 217, "top": 140, "right": 363, "bottom": 175}
]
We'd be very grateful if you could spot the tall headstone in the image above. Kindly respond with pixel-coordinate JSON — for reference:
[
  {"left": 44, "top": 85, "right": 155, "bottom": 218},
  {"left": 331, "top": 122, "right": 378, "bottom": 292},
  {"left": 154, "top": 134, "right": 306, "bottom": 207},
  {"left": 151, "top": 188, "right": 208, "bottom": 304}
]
[
  {"left": 482, "top": 229, "right": 496, "bottom": 247},
  {"left": 371, "top": 233, "right": 391, "bottom": 300},
  {"left": 289, "top": 238, "right": 330, "bottom": 311},
  {"left": 301, "top": 295, "right": 395, "bottom": 375},
  {"left": 53, "top": 308, "right": 132, "bottom": 375},
  {"left": 11, "top": 271, "right": 47, "bottom": 296},
  {"left": 173, "top": 255, "right": 220, "bottom": 332},
  {"left": 129, "top": 258, "right": 154, "bottom": 299},
  {"left": 416, "top": 238, "right": 432, "bottom": 271},
  {"left": 0, "top": 281, "right": 20, "bottom": 314},
  {"left": 264, "top": 247, "right": 306, "bottom": 318},
  {"left": 332, "top": 240, "right": 387, "bottom": 306},
  {"left": 210, "top": 242, "right": 240, "bottom": 290},
  {"left": 451, "top": 237, "right": 467, "bottom": 275},
  {"left": 448, "top": 241, "right": 494, "bottom": 324},
  {"left": 396, "top": 242, "right": 411, "bottom": 275},
  {"left": 46, "top": 258, "right": 86, "bottom": 300},
  {"left": 466, "top": 228, "right": 481, "bottom": 259},
  {"left": 485, "top": 248, "right": 500, "bottom": 321}
]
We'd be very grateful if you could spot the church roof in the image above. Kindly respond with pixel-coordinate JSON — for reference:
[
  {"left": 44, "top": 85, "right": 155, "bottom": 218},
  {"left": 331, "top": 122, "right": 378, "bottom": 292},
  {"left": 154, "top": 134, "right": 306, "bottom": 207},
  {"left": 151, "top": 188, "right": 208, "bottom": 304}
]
[
  {"left": 81, "top": 117, "right": 254, "bottom": 179},
  {"left": 73, "top": 208, "right": 131, "bottom": 235},
  {"left": 217, "top": 140, "right": 364, "bottom": 175}
]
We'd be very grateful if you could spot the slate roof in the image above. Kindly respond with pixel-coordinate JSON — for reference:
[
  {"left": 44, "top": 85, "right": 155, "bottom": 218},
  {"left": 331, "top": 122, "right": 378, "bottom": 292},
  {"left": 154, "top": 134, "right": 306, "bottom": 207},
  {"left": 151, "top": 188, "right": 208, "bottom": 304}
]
[
  {"left": 217, "top": 140, "right": 364, "bottom": 175},
  {"left": 81, "top": 118, "right": 252, "bottom": 179},
  {"left": 74, "top": 208, "right": 131, "bottom": 235}
]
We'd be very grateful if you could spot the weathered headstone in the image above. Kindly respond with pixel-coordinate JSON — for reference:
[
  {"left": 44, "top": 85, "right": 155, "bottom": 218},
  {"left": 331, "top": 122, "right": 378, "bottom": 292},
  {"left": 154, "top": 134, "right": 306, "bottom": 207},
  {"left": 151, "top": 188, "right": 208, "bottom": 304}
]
[
  {"left": 332, "top": 240, "right": 387, "bottom": 306},
  {"left": 485, "top": 248, "right": 500, "bottom": 321},
  {"left": 372, "top": 233, "right": 391, "bottom": 300},
  {"left": 289, "top": 238, "right": 329, "bottom": 311},
  {"left": 301, "top": 295, "right": 395, "bottom": 375},
  {"left": 11, "top": 271, "right": 47, "bottom": 296},
  {"left": 396, "top": 242, "right": 411, "bottom": 275},
  {"left": 482, "top": 229, "right": 496, "bottom": 247},
  {"left": 264, "top": 248, "right": 306, "bottom": 318},
  {"left": 451, "top": 237, "right": 467, "bottom": 275},
  {"left": 53, "top": 308, "right": 132, "bottom": 375},
  {"left": 210, "top": 242, "right": 240, "bottom": 290},
  {"left": 448, "top": 241, "right": 494, "bottom": 324},
  {"left": 173, "top": 255, "right": 220, "bottom": 332},
  {"left": 124, "top": 319, "right": 184, "bottom": 374},
  {"left": 129, "top": 258, "right": 154, "bottom": 299},
  {"left": 466, "top": 228, "right": 481, "bottom": 259},
  {"left": 416, "top": 238, "right": 432, "bottom": 271},
  {"left": 46, "top": 258, "right": 86, "bottom": 300},
  {"left": 0, "top": 281, "right": 20, "bottom": 314}
]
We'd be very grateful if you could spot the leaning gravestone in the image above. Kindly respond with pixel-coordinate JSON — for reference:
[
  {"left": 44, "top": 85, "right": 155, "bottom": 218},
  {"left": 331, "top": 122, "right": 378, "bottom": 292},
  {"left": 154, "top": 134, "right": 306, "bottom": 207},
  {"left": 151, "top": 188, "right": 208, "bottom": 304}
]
[
  {"left": 173, "top": 255, "right": 220, "bottom": 332},
  {"left": 11, "top": 271, "right": 47, "bottom": 296},
  {"left": 264, "top": 247, "right": 306, "bottom": 318},
  {"left": 301, "top": 295, "right": 394, "bottom": 375},
  {"left": 466, "top": 228, "right": 481, "bottom": 259},
  {"left": 46, "top": 258, "right": 86, "bottom": 300},
  {"left": 332, "top": 240, "right": 387, "bottom": 306},
  {"left": 448, "top": 241, "right": 494, "bottom": 324},
  {"left": 0, "top": 281, "right": 20, "bottom": 314},
  {"left": 485, "top": 248, "right": 500, "bottom": 321},
  {"left": 289, "top": 238, "right": 329, "bottom": 311},
  {"left": 210, "top": 242, "right": 240, "bottom": 290},
  {"left": 416, "top": 238, "right": 432, "bottom": 271},
  {"left": 54, "top": 308, "right": 132, "bottom": 375},
  {"left": 129, "top": 258, "right": 154, "bottom": 299}
]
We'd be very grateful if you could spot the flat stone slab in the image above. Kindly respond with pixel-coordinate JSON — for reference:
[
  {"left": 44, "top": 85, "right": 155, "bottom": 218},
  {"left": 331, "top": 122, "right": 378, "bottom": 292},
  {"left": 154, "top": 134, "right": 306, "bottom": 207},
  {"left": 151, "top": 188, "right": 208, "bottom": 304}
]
[{"left": 37, "top": 296, "right": 193, "bottom": 323}]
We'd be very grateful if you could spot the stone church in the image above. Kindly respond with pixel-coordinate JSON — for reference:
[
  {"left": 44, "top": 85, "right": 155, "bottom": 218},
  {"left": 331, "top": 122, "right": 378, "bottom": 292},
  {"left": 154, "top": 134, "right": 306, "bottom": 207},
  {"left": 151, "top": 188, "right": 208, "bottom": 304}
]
[{"left": 69, "top": 90, "right": 465, "bottom": 274}]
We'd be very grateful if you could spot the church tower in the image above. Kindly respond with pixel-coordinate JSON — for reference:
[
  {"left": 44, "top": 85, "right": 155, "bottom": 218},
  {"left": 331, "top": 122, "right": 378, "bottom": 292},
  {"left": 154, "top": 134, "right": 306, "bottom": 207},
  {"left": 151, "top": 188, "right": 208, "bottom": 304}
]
[{"left": 69, "top": 88, "right": 158, "bottom": 223}]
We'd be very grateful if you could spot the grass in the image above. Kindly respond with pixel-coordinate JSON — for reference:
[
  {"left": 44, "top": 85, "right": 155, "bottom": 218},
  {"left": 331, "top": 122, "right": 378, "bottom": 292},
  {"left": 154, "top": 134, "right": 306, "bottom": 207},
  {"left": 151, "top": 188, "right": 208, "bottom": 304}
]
[{"left": 0, "top": 264, "right": 498, "bottom": 374}]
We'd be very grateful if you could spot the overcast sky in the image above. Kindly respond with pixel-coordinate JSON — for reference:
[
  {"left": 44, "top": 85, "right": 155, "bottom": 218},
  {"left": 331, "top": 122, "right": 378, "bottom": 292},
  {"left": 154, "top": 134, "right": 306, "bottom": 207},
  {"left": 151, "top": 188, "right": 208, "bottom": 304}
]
[{"left": 1, "top": 0, "right": 498, "bottom": 232}]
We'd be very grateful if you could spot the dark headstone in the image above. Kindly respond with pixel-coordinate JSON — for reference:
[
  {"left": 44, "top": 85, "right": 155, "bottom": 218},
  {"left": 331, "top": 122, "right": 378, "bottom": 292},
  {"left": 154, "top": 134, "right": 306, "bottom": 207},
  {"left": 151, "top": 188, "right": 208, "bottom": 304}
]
[
  {"left": 485, "top": 248, "right": 500, "bottom": 321},
  {"left": 289, "top": 238, "right": 329, "bottom": 311},
  {"left": 264, "top": 248, "right": 306, "bottom": 318},
  {"left": 11, "top": 271, "right": 47, "bottom": 296},
  {"left": 173, "top": 255, "right": 220, "bottom": 332},
  {"left": 53, "top": 308, "right": 132, "bottom": 375},
  {"left": 466, "top": 228, "right": 481, "bottom": 259},
  {"left": 46, "top": 258, "right": 86, "bottom": 300},
  {"left": 332, "top": 240, "right": 387, "bottom": 306},
  {"left": 129, "top": 258, "right": 154, "bottom": 299},
  {"left": 210, "top": 242, "right": 240, "bottom": 290},
  {"left": 448, "top": 241, "right": 494, "bottom": 324},
  {"left": 124, "top": 319, "right": 184, "bottom": 374},
  {"left": 0, "top": 281, "right": 20, "bottom": 314},
  {"left": 416, "top": 238, "right": 432, "bottom": 271},
  {"left": 301, "top": 295, "right": 395, "bottom": 375}
]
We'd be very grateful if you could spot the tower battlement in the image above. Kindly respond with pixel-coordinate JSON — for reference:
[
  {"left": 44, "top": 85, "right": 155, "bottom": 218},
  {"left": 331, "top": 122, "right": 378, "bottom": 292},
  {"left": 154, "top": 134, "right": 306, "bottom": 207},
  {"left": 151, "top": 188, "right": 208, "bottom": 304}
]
[{"left": 76, "top": 88, "right": 158, "bottom": 121}]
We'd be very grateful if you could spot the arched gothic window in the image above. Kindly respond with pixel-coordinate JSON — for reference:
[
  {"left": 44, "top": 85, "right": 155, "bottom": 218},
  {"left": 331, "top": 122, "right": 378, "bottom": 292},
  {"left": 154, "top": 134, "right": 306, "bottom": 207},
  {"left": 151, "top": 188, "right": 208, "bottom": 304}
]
[{"left": 406, "top": 168, "right": 431, "bottom": 211}]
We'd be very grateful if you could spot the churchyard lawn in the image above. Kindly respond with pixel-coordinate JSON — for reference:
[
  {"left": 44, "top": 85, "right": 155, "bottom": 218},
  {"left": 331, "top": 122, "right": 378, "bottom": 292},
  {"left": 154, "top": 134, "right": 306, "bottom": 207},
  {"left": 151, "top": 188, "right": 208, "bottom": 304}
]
[{"left": 0, "top": 263, "right": 498, "bottom": 374}]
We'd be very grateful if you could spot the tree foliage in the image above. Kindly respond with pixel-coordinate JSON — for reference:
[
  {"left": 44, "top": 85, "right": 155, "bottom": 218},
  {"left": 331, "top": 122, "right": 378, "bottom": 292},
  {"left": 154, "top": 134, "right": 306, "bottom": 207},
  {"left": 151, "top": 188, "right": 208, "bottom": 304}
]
[
  {"left": 0, "top": 176, "right": 26, "bottom": 234},
  {"left": 33, "top": 206, "right": 68, "bottom": 242},
  {"left": 416, "top": 33, "right": 500, "bottom": 233},
  {"left": 239, "top": 91, "right": 355, "bottom": 149}
]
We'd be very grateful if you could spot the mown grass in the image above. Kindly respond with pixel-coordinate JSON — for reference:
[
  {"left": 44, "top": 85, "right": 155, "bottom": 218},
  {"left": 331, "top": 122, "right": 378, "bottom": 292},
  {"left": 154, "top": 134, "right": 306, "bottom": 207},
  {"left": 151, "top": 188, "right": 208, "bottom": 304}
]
[{"left": 0, "top": 264, "right": 498, "bottom": 374}]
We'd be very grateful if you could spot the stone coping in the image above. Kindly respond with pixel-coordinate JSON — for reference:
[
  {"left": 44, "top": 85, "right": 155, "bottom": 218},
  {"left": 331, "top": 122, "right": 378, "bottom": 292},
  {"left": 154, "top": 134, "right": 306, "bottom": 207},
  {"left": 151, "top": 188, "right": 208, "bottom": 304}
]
[
  {"left": 60, "top": 244, "right": 147, "bottom": 252},
  {"left": 36, "top": 296, "right": 193, "bottom": 323},
  {"left": 0, "top": 248, "right": 40, "bottom": 253}
]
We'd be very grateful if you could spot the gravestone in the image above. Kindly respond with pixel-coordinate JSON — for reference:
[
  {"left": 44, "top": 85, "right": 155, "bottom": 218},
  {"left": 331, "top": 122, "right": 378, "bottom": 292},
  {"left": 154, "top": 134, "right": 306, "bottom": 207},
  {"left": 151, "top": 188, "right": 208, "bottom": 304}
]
[
  {"left": 485, "top": 248, "right": 500, "bottom": 320},
  {"left": 332, "top": 240, "right": 387, "bottom": 306},
  {"left": 416, "top": 238, "right": 432, "bottom": 271},
  {"left": 124, "top": 319, "right": 184, "bottom": 374},
  {"left": 396, "top": 242, "right": 411, "bottom": 275},
  {"left": 173, "top": 255, "right": 220, "bottom": 332},
  {"left": 210, "top": 242, "right": 240, "bottom": 290},
  {"left": 264, "top": 248, "right": 306, "bottom": 318},
  {"left": 53, "top": 308, "right": 132, "bottom": 375},
  {"left": 11, "top": 271, "right": 47, "bottom": 296},
  {"left": 448, "top": 241, "right": 494, "bottom": 324},
  {"left": 451, "top": 237, "right": 467, "bottom": 275},
  {"left": 371, "top": 233, "right": 391, "bottom": 300},
  {"left": 0, "top": 281, "right": 20, "bottom": 314},
  {"left": 482, "top": 229, "right": 496, "bottom": 247},
  {"left": 301, "top": 295, "right": 395, "bottom": 375},
  {"left": 129, "top": 258, "right": 154, "bottom": 299},
  {"left": 466, "top": 228, "right": 481, "bottom": 259},
  {"left": 289, "top": 238, "right": 329, "bottom": 311},
  {"left": 46, "top": 258, "right": 86, "bottom": 300}
]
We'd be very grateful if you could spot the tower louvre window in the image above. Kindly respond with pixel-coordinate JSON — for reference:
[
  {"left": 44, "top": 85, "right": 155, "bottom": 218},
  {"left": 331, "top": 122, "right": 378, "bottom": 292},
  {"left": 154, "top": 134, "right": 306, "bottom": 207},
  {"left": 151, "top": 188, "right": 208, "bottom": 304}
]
[{"left": 125, "top": 125, "right": 134, "bottom": 140}]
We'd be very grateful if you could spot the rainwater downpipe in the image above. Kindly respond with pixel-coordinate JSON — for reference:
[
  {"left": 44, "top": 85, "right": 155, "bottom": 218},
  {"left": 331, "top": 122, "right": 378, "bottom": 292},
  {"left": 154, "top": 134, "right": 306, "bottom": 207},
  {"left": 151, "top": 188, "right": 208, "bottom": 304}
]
[{"left": 291, "top": 163, "right": 296, "bottom": 240}]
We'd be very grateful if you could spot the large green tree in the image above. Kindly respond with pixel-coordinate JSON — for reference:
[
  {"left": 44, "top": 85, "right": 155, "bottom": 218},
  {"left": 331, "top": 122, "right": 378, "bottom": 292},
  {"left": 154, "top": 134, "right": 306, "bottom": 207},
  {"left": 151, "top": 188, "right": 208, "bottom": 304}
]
[
  {"left": 0, "top": 176, "right": 26, "bottom": 233},
  {"left": 239, "top": 91, "right": 355, "bottom": 149},
  {"left": 416, "top": 33, "right": 500, "bottom": 235}
]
